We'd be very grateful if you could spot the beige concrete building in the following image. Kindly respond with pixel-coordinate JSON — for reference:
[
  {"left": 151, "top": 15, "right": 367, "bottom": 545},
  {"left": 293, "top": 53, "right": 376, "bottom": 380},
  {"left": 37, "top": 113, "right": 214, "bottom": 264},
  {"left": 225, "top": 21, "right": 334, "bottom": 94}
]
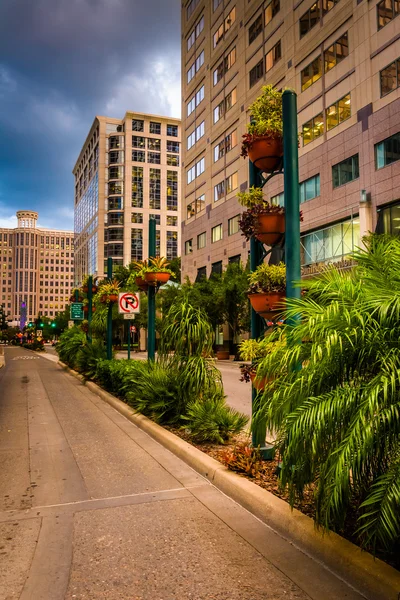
[
  {"left": 0, "top": 211, "right": 74, "bottom": 325},
  {"left": 73, "top": 112, "right": 181, "bottom": 285},
  {"left": 181, "top": 0, "right": 400, "bottom": 280}
]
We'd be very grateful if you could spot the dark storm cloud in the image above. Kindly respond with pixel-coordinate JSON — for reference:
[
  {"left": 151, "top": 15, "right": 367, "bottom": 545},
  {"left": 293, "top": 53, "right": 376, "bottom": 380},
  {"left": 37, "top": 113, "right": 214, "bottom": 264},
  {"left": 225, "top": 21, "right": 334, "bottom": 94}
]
[{"left": 0, "top": 0, "right": 181, "bottom": 228}]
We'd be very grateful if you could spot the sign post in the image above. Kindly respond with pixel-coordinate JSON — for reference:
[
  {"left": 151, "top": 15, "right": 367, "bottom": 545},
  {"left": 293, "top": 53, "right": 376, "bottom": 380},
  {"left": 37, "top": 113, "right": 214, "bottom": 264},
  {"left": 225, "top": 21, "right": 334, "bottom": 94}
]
[
  {"left": 118, "top": 292, "right": 140, "bottom": 361},
  {"left": 70, "top": 302, "right": 84, "bottom": 321}
]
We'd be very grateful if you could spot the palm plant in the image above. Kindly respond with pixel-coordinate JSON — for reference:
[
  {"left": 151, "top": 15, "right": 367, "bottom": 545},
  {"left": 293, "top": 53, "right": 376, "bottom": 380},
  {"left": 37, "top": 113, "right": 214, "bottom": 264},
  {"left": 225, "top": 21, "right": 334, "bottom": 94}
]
[
  {"left": 253, "top": 235, "right": 400, "bottom": 554},
  {"left": 56, "top": 327, "right": 86, "bottom": 368}
]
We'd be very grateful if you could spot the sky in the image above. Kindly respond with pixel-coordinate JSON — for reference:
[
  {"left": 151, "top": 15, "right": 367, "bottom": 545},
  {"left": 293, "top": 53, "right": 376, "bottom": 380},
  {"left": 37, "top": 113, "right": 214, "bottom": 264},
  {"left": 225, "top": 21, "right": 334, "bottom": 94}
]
[{"left": 0, "top": 0, "right": 181, "bottom": 230}]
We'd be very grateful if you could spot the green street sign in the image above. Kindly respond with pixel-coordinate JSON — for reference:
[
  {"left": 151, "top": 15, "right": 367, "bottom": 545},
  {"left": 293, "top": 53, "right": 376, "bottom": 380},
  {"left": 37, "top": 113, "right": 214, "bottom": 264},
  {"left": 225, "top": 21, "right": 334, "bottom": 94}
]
[{"left": 70, "top": 302, "right": 84, "bottom": 320}]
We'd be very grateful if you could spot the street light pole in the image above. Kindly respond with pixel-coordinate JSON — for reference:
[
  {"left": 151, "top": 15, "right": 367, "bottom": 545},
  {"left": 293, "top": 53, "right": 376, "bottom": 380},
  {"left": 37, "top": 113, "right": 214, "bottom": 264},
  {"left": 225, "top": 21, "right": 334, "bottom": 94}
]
[
  {"left": 147, "top": 218, "right": 156, "bottom": 361},
  {"left": 87, "top": 275, "right": 93, "bottom": 344},
  {"left": 106, "top": 257, "right": 113, "bottom": 359}
]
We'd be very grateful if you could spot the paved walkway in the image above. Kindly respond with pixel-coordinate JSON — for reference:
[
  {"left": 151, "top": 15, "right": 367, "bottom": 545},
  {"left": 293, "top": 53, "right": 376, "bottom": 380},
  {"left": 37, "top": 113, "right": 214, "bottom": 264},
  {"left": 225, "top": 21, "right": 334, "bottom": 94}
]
[{"left": 0, "top": 347, "right": 365, "bottom": 599}]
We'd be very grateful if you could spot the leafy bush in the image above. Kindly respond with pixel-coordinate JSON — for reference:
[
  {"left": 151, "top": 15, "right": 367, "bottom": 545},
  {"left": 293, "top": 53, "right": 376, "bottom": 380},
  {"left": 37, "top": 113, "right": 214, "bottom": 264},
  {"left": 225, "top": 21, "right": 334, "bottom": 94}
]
[
  {"left": 221, "top": 443, "right": 263, "bottom": 477},
  {"left": 22, "top": 340, "right": 45, "bottom": 352},
  {"left": 182, "top": 393, "right": 248, "bottom": 444},
  {"left": 56, "top": 327, "right": 86, "bottom": 368},
  {"left": 75, "top": 340, "right": 107, "bottom": 379}
]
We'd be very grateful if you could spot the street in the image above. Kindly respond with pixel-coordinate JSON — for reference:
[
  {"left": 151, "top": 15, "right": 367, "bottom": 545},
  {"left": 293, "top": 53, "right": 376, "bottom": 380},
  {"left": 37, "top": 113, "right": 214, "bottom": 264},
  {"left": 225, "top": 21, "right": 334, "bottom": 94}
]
[{"left": 0, "top": 346, "right": 364, "bottom": 600}]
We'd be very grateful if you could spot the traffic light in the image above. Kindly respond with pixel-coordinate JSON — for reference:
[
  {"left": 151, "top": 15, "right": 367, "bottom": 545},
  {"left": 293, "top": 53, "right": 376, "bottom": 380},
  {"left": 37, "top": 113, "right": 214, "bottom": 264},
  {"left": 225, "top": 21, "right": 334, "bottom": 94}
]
[
  {"left": 28, "top": 323, "right": 33, "bottom": 328},
  {"left": 51, "top": 322, "right": 56, "bottom": 328}
]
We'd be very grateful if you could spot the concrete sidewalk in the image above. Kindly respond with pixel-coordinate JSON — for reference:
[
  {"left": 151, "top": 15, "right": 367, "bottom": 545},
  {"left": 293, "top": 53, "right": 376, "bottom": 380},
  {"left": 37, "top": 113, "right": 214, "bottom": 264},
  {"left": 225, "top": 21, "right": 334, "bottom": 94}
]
[{"left": 0, "top": 347, "right": 365, "bottom": 599}]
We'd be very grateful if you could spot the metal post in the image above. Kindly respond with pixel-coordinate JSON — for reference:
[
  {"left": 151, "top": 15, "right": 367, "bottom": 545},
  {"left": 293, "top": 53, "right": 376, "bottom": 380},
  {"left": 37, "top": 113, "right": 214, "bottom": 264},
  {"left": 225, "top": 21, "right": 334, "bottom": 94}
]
[
  {"left": 147, "top": 219, "right": 156, "bottom": 361},
  {"left": 249, "top": 159, "right": 269, "bottom": 454},
  {"left": 106, "top": 257, "right": 113, "bottom": 360},
  {"left": 127, "top": 321, "right": 131, "bottom": 360},
  {"left": 74, "top": 289, "right": 79, "bottom": 326},
  {"left": 282, "top": 91, "right": 301, "bottom": 331},
  {"left": 87, "top": 275, "right": 93, "bottom": 344}
]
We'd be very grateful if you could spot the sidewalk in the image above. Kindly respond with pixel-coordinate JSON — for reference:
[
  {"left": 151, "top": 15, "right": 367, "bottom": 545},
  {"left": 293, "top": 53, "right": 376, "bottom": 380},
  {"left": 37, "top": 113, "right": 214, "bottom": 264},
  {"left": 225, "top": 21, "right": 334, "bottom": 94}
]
[{"left": 0, "top": 346, "right": 364, "bottom": 600}]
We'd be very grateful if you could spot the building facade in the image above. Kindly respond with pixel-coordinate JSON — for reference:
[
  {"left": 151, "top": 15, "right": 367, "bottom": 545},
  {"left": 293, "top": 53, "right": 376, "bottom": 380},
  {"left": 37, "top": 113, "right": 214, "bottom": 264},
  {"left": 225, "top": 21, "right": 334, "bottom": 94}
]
[
  {"left": 181, "top": 0, "right": 400, "bottom": 280},
  {"left": 0, "top": 211, "right": 74, "bottom": 325},
  {"left": 73, "top": 112, "right": 181, "bottom": 285}
]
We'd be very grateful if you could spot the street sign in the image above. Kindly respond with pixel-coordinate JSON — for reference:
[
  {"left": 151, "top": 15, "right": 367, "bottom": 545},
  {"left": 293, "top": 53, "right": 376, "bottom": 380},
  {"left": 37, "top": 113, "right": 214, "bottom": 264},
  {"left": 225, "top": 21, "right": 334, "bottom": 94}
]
[
  {"left": 70, "top": 302, "right": 84, "bottom": 320},
  {"left": 118, "top": 292, "right": 140, "bottom": 314},
  {"left": 123, "top": 314, "right": 135, "bottom": 320}
]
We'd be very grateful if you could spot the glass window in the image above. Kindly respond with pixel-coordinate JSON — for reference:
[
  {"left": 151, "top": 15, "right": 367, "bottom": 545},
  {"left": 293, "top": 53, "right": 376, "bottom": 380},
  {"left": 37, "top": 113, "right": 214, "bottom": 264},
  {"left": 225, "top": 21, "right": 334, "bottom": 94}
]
[
  {"left": 213, "top": 0, "right": 223, "bottom": 10},
  {"left": 226, "top": 172, "right": 238, "bottom": 194},
  {"left": 150, "top": 214, "right": 161, "bottom": 225},
  {"left": 187, "top": 157, "right": 205, "bottom": 184},
  {"left": 167, "top": 170, "right": 178, "bottom": 211},
  {"left": 265, "top": 40, "right": 281, "bottom": 72},
  {"left": 187, "top": 0, "right": 200, "bottom": 19},
  {"left": 167, "top": 216, "right": 178, "bottom": 226},
  {"left": 377, "top": 0, "right": 400, "bottom": 30},
  {"left": 148, "top": 152, "right": 161, "bottom": 164},
  {"left": 211, "top": 224, "right": 223, "bottom": 243},
  {"left": 302, "top": 112, "right": 324, "bottom": 145},
  {"left": 228, "top": 215, "right": 240, "bottom": 236},
  {"left": 132, "top": 150, "right": 145, "bottom": 162},
  {"left": 300, "top": 175, "right": 320, "bottom": 203},
  {"left": 375, "top": 132, "right": 400, "bottom": 169},
  {"left": 132, "top": 119, "right": 144, "bottom": 131},
  {"left": 250, "top": 59, "right": 264, "bottom": 88},
  {"left": 150, "top": 122, "right": 161, "bottom": 134},
  {"left": 213, "top": 47, "right": 236, "bottom": 85},
  {"left": 378, "top": 201, "right": 400, "bottom": 235},
  {"left": 187, "top": 85, "right": 204, "bottom": 116},
  {"left": 265, "top": 0, "right": 280, "bottom": 25},
  {"left": 149, "top": 169, "right": 161, "bottom": 209},
  {"left": 332, "top": 154, "right": 359, "bottom": 188},
  {"left": 213, "top": 23, "right": 224, "bottom": 48},
  {"left": 131, "top": 213, "right": 143, "bottom": 224},
  {"left": 187, "top": 15, "right": 204, "bottom": 50},
  {"left": 271, "top": 192, "right": 284, "bottom": 207},
  {"left": 213, "top": 6, "right": 235, "bottom": 47},
  {"left": 185, "top": 239, "right": 193, "bottom": 254},
  {"left": 187, "top": 202, "right": 196, "bottom": 219},
  {"left": 214, "top": 180, "right": 225, "bottom": 202},
  {"left": 196, "top": 194, "right": 205, "bottom": 213},
  {"left": 132, "top": 136, "right": 145, "bottom": 148},
  {"left": 213, "top": 88, "right": 237, "bottom": 123},
  {"left": 301, "top": 218, "right": 359, "bottom": 266},
  {"left": 301, "top": 56, "right": 322, "bottom": 91},
  {"left": 167, "top": 124, "right": 179, "bottom": 137},
  {"left": 131, "top": 229, "right": 143, "bottom": 261},
  {"left": 148, "top": 138, "right": 161, "bottom": 151},
  {"left": 132, "top": 166, "right": 143, "bottom": 208},
  {"left": 249, "top": 14, "right": 263, "bottom": 44},
  {"left": 167, "top": 154, "right": 179, "bottom": 166},
  {"left": 197, "top": 232, "right": 206, "bottom": 249},
  {"left": 167, "top": 231, "right": 178, "bottom": 260},
  {"left": 108, "top": 212, "right": 124, "bottom": 225},
  {"left": 167, "top": 140, "right": 180, "bottom": 153},
  {"left": 326, "top": 94, "right": 351, "bottom": 131},
  {"left": 380, "top": 58, "right": 400, "bottom": 96},
  {"left": 214, "top": 130, "right": 237, "bottom": 162},
  {"left": 300, "top": 2, "right": 320, "bottom": 38},
  {"left": 324, "top": 32, "right": 349, "bottom": 73},
  {"left": 322, "top": 0, "right": 340, "bottom": 14}
]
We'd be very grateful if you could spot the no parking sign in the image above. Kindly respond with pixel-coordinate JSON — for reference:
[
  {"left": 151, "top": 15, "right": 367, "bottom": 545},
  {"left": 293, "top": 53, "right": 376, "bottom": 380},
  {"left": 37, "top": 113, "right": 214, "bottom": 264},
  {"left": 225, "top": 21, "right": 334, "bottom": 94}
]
[{"left": 118, "top": 292, "right": 140, "bottom": 315}]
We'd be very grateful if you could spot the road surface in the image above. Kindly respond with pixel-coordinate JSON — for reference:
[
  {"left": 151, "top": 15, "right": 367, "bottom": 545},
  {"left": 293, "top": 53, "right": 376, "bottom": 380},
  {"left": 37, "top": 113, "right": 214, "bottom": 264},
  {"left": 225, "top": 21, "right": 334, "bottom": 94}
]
[{"left": 0, "top": 346, "right": 364, "bottom": 599}]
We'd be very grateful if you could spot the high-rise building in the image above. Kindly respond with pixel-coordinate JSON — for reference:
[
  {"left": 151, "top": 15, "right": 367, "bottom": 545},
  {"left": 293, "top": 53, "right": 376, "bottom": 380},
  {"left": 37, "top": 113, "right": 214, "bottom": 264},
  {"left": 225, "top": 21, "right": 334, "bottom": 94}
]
[
  {"left": 181, "top": 0, "right": 400, "bottom": 280},
  {"left": 0, "top": 211, "right": 74, "bottom": 325},
  {"left": 73, "top": 112, "right": 181, "bottom": 285}
]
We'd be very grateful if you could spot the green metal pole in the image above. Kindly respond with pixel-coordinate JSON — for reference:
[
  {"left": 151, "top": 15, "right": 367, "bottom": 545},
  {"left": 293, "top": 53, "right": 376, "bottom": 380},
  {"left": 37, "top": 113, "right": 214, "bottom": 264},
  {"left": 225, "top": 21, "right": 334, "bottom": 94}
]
[
  {"left": 74, "top": 289, "right": 79, "bottom": 326},
  {"left": 106, "top": 257, "right": 113, "bottom": 360},
  {"left": 147, "top": 219, "right": 156, "bottom": 361},
  {"left": 249, "top": 159, "right": 269, "bottom": 454},
  {"left": 127, "top": 320, "right": 131, "bottom": 360},
  {"left": 282, "top": 90, "right": 301, "bottom": 330},
  {"left": 87, "top": 275, "right": 93, "bottom": 343}
]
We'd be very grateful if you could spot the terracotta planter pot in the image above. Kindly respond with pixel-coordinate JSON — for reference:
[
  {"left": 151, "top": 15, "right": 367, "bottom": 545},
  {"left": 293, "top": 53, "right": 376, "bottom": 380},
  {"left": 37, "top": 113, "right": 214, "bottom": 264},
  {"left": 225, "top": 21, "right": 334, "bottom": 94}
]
[
  {"left": 250, "top": 371, "right": 271, "bottom": 391},
  {"left": 144, "top": 272, "right": 171, "bottom": 285},
  {"left": 216, "top": 350, "right": 230, "bottom": 360},
  {"left": 135, "top": 276, "right": 148, "bottom": 290},
  {"left": 255, "top": 213, "right": 285, "bottom": 246},
  {"left": 108, "top": 294, "right": 118, "bottom": 302},
  {"left": 248, "top": 135, "right": 283, "bottom": 173},
  {"left": 82, "top": 286, "right": 89, "bottom": 293},
  {"left": 248, "top": 291, "right": 285, "bottom": 318},
  {"left": 100, "top": 294, "right": 108, "bottom": 303},
  {"left": 83, "top": 305, "right": 88, "bottom": 314}
]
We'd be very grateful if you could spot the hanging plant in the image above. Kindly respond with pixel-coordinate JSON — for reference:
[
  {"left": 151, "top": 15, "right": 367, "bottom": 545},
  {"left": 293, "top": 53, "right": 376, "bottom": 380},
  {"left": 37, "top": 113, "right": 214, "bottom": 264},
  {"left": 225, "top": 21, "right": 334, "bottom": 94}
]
[
  {"left": 247, "top": 263, "right": 286, "bottom": 318},
  {"left": 142, "top": 257, "right": 175, "bottom": 286}
]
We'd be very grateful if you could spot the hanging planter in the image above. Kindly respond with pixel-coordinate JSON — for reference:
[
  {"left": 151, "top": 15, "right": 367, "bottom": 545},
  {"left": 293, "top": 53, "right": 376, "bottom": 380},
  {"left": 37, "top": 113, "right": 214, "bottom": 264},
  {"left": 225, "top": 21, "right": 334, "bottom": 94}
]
[
  {"left": 141, "top": 257, "right": 175, "bottom": 287},
  {"left": 255, "top": 212, "right": 285, "bottom": 246},
  {"left": 108, "top": 294, "right": 119, "bottom": 303},
  {"left": 248, "top": 291, "right": 285, "bottom": 317},
  {"left": 247, "top": 263, "right": 286, "bottom": 317},
  {"left": 83, "top": 305, "right": 89, "bottom": 314},
  {"left": 135, "top": 276, "right": 149, "bottom": 291},
  {"left": 250, "top": 371, "right": 271, "bottom": 391},
  {"left": 237, "top": 187, "right": 287, "bottom": 247},
  {"left": 247, "top": 135, "right": 283, "bottom": 173},
  {"left": 144, "top": 272, "right": 171, "bottom": 285}
]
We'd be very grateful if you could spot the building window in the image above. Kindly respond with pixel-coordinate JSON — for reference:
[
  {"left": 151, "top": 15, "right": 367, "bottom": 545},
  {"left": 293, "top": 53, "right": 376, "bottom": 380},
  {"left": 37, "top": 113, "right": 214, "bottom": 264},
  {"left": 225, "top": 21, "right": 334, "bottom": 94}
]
[
  {"left": 150, "top": 214, "right": 161, "bottom": 225},
  {"left": 380, "top": 58, "right": 400, "bottom": 96},
  {"left": 149, "top": 169, "right": 161, "bottom": 209},
  {"left": 214, "top": 130, "right": 237, "bottom": 162},
  {"left": 213, "top": 6, "right": 236, "bottom": 48},
  {"left": 167, "top": 231, "right": 178, "bottom": 260},
  {"left": 226, "top": 172, "right": 238, "bottom": 194},
  {"left": 214, "top": 172, "right": 238, "bottom": 201},
  {"left": 187, "top": 202, "right": 195, "bottom": 219},
  {"left": 148, "top": 152, "right": 161, "bottom": 164},
  {"left": 132, "top": 150, "right": 145, "bottom": 162},
  {"left": 185, "top": 239, "right": 193, "bottom": 254},
  {"left": 167, "top": 154, "right": 179, "bottom": 166},
  {"left": 167, "top": 170, "right": 178, "bottom": 211},
  {"left": 131, "top": 229, "right": 143, "bottom": 261},
  {"left": 378, "top": 201, "right": 400, "bottom": 235},
  {"left": 187, "top": 121, "right": 205, "bottom": 149},
  {"left": 265, "top": 0, "right": 280, "bottom": 25},
  {"left": 132, "top": 136, "right": 145, "bottom": 148},
  {"left": 148, "top": 138, "right": 161, "bottom": 151},
  {"left": 271, "top": 192, "right": 285, "bottom": 207},
  {"left": 213, "top": 47, "right": 236, "bottom": 86},
  {"left": 375, "top": 132, "right": 400, "bottom": 169},
  {"left": 300, "top": 175, "right": 320, "bottom": 203},
  {"left": 150, "top": 122, "right": 161, "bottom": 134},
  {"left": 265, "top": 40, "right": 281, "bottom": 72},
  {"left": 332, "top": 154, "right": 359, "bottom": 188},
  {"left": 187, "top": 50, "right": 204, "bottom": 83},
  {"left": 213, "top": 88, "right": 237, "bottom": 123},
  {"left": 131, "top": 213, "right": 143, "bottom": 224},
  {"left": 249, "top": 14, "right": 262, "bottom": 45},
  {"left": 377, "top": 0, "right": 400, "bottom": 30},
  {"left": 132, "top": 166, "right": 144, "bottom": 208},
  {"left": 213, "top": 0, "right": 223, "bottom": 10},
  {"left": 322, "top": 0, "right": 340, "bottom": 13},
  {"left": 187, "top": 157, "right": 205, "bottom": 184},
  {"left": 167, "top": 141, "right": 180, "bottom": 153},
  {"left": 228, "top": 215, "right": 240, "bottom": 236},
  {"left": 132, "top": 119, "right": 144, "bottom": 132},
  {"left": 187, "top": 85, "right": 205, "bottom": 116},
  {"left": 301, "top": 218, "right": 359, "bottom": 266},
  {"left": 299, "top": 2, "right": 320, "bottom": 38},
  {"left": 211, "top": 224, "right": 223, "bottom": 243},
  {"left": 197, "top": 232, "right": 206, "bottom": 249},
  {"left": 167, "top": 216, "right": 178, "bottom": 226},
  {"left": 167, "top": 124, "right": 179, "bottom": 137},
  {"left": 324, "top": 32, "right": 348, "bottom": 73},
  {"left": 250, "top": 59, "right": 264, "bottom": 88},
  {"left": 187, "top": 15, "right": 204, "bottom": 50},
  {"left": 187, "top": 0, "right": 200, "bottom": 20},
  {"left": 326, "top": 94, "right": 351, "bottom": 130},
  {"left": 302, "top": 113, "right": 324, "bottom": 145},
  {"left": 301, "top": 56, "right": 322, "bottom": 91}
]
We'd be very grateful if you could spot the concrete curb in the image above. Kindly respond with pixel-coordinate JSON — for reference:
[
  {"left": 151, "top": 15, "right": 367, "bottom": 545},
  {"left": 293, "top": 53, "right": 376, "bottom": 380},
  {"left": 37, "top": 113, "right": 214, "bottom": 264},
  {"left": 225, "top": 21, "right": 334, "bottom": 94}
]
[{"left": 58, "top": 361, "right": 400, "bottom": 600}]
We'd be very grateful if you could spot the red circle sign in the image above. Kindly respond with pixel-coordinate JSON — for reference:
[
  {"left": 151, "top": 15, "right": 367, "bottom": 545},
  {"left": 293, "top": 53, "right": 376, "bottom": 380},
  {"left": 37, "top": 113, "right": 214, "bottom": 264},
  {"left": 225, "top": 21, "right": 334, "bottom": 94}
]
[{"left": 119, "top": 293, "right": 139, "bottom": 313}]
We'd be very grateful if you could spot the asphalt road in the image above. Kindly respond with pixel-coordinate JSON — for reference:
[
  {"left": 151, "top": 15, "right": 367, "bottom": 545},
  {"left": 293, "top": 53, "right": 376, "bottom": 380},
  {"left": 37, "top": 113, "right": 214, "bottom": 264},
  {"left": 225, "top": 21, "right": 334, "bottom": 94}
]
[{"left": 0, "top": 346, "right": 364, "bottom": 600}]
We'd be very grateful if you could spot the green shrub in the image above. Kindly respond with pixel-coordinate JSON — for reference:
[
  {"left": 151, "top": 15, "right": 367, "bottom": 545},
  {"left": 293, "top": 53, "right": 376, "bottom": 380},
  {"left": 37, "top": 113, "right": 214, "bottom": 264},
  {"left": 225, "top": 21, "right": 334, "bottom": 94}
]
[
  {"left": 56, "top": 327, "right": 86, "bottom": 368},
  {"left": 182, "top": 393, "right": 248, "bottom": 444},
  {"left": 75, "top": 340, "right": 107, "bottom": 379},
  {"left": 23, "top": 340, "right": 45, "bottom": 352}
]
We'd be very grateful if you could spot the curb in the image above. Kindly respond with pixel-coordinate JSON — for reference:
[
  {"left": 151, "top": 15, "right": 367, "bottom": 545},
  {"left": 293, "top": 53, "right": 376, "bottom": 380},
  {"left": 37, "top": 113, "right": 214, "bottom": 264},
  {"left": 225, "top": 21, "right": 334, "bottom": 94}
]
[{"left": 58, "top": 361, "right": 400, "bottom": 600}]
